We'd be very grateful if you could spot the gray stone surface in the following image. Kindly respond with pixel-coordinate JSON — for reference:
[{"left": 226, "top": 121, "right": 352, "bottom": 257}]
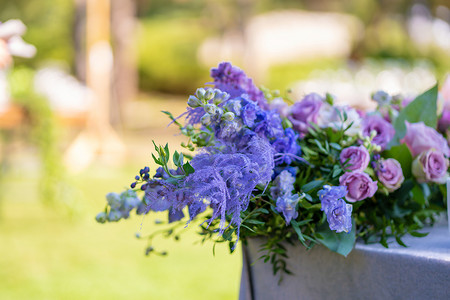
[{"left": 239, "top": 225, "right": 450, "bottom": 300}]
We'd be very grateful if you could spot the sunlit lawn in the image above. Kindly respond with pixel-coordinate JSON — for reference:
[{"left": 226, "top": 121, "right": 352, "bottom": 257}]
[{"left": 0, "top": 136, "right": 241, "bottom": 300}]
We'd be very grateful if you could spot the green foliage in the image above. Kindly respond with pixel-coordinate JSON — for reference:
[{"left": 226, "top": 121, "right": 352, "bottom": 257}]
[
  {"left": 382, "top": 144, "right": 412, "bottom": 178},
  {"left": 136, "top": 18, "right": 210, "bottom": 94},
  {"left": 8, "top": 66, "right": 63, "bottom": 205},
  {"left": 390, "top": 84, "right": 438, "bottom": 147},
  {"left": 316, "top": 220, "right": 356, "bottom": 257}
]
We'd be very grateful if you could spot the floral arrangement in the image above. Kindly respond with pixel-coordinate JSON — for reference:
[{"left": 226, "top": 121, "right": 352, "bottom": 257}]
[{"left": 97, "top": 62, "right": 449, "bottom": 275}]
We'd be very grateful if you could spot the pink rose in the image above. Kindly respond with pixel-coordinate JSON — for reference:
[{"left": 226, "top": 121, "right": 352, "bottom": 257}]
[
  {"left": 412, "top": 149, "right": 449, "bottom": 184},
  {"left": 340, "top": 146, "right": 370, "bottom": 172},
  {"left": 288, "top": 93, "right": 323, "bottom": 134},
  {"left": 362, "top": 115, "right": 395, "bottom": 151},
  {"left": 376, "top": 158, "right": 404, "bottom": 192},
  {"left": 401, "top": 122, "right": 450, "bottom": 157},
  {"left": 339, "top": 171, "right": 378, "bottom": 202}
]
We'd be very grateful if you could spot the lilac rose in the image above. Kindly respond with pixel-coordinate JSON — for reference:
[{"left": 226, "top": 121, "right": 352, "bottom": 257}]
[
  {"left": 376, "top": 158, "right": 404, "bottom": 192},
  {"left": 288, "top": 93, "right": 323, "bottom": 134},
  {"left": 340, "top": 146, "right": 370, "bottom": 172},
  {"left": 438, "top": 106, "right": 450, "bottom": 136},
  {"left": 412, "top": 149, "right": 449, "bottom": 184},
  {"left": 401, "top": 122, "right": 450, "bottom": 157},
  {"left": 361, "top": 115, "right": 395, "bottom": 150},
  {"left": 339, "top": 171, "right": 378, "bottom": 202}
]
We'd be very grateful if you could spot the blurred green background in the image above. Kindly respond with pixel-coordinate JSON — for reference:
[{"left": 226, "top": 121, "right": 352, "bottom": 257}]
[{"left": 0, "top": 0, "right": 449, "bottom": 299}]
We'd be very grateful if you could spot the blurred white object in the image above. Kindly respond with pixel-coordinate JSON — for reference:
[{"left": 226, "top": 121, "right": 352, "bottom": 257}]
[
  {"left": 0, "top": 70, "right": 9, "bottom": 112},
  {"left": 199, "top": 10, "right": 363, "bottom": 81},
  {"left": 0, "top": 19, "right": 36, "bottom": 58},
  {"left": 34, "top": 66, "right": 93, "bottom": 115},
  {"left": 291, "top": 62, "right": 437, "bottom": 110},
  {"left": 408, "top": 4, "right": 450, "bottom": 51}
]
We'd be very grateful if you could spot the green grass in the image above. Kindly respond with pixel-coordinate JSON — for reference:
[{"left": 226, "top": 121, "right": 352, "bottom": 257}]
[{"left": 0, "top": 164, "right": 241, "bottom": 300}]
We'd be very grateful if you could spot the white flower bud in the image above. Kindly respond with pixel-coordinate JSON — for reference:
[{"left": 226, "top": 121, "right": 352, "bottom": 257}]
[
  {"left": 187, "top": 95, "right": 202, "bottom": 108},
  {"left": 201, "top": 113, "right": 211, "bottom": 126},
  {"left": 195, "top": 88, "right": 206, "bottom": 99},
  {"left": 222, "top": 111, "right": 235, "bottom": 121}
]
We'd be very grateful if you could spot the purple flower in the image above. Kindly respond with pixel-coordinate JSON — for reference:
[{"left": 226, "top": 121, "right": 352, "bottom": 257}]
[
  {"left": 276, "top": 194, "right": 300, "bottom": 225},
  {"left": 144, "top": 181, "right": 175, "bottom": 212},
  {"left": 376, "top": 158, "right": 404, "bottom": 192},
  {"left": 340, "top": 146, "right": 370, "bottom": 172},
  {"left": 412, "top": 149, "right": 449, "bottom": 184},
  {"left": 272, "top": 128, "right": 301, "bottom": 165},
  {"left": 326, "top": 199, "right": 353, "bottom": 233},
  {"left": 288, "top": 93, "right": 323, "bottom": 134},
  {"left": 361, "top": 115, "right": 395, "bottom": 150},
  {"left": 401, "top": 122, "right": 450, "bottom": 157},
  {"left": 339, "top": 171, "right": 378, "bottom": 202},
  {"left": 270, "top": 170, "right": 295, "bottom": 200},
  {"left": 318, "top": 185, "right": 348, "bottom": 213},
  {"left": 438, "top": 107, "right": 450, "bottom": 135},
  {"left": 168, "top": 209, "right": 185, "bottom": 223},
  {"left": 210, "top": 62, "right": 267, "bottom": 108}
]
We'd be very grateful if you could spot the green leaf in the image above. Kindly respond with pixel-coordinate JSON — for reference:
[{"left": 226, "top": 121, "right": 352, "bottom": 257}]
[
  {"left": 411, "top": 184, "right": 426, "bottom": 205},
  {"left": 390, "top": 84, "right": 438, "bottom": 147},
  {"left": 151, "top": 153, "right": 163, "bottom": 166},
  {"left": 244, "top": 219, "right": 265, "bottom": 225},
  {"left": 173, "top": 151, "right": 180, "bottom": 166},
  {"left": 316, "top": 220, "right": 356, "bottom": 257},
  {"left": 182, "top": 162, "right": 195, "bottom": 175},
  {"left": 410, "top": 231, "right": 429, "bottom": 237},
  {"left": 301, "top": 180, "right": 324, "bottom": 193},
  {"left": 382, "top": 144, "right": 413, "bottom": 178}
]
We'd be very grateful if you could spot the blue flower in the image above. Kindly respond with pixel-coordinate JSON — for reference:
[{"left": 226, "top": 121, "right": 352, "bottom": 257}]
[
  {"left": 272, "top": 128, "right": 301, "bottom": 165},
  {"left": 326, "top": 199, "right": 353, "bottom": 233},
  {"left": 318, "top": 185, "right": 352, "bottom": 233},
  {"left": 210, "top": 62, "right": 267, "bottom": 108},
  {"left": 318, "top": 185, "right": 347, "bottom": 213},
  {"left": 270, "top": 170, "right": 295, "bottom": 200},
  {"left": 276, "top": 193, "right": 300, "bottom": 225},
  {"left": 168, "top": 208, "right": 185, "bottom": 223}
]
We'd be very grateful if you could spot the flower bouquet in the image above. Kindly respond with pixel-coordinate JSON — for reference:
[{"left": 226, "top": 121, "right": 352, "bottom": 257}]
[{"left": 97, "top": 62, "right": 449, "bottom": 276}]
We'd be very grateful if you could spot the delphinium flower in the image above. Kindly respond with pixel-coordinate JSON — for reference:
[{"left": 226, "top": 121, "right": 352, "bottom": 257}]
[
  {"left": 210, "top": 62, "right": 267, "bottom": 108},
  {"left": 276, "top": 194, "right": 300, "bottom": 225},
  {"left": 271, "top": 170, "right": 300, "bottom": 225},
  {"left": 318, "top": 185, "right": 352, "bottom": 233},
  {"left": 185, "top": 87, "right": 300, "bottom": 166},
  {"left": 96, "top": 190, "right": 141, "bottom": 223}
]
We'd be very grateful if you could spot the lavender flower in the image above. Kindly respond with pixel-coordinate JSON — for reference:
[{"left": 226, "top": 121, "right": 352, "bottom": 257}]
[
  {"left": 340, "top": 145, "right": 370, "bottom": 172},
  {"left": 288, "top": 93, "right": 323, "bottom": 134},
  {"left": 361, "top": 115, "right": 395, "bottom": 151},
  {"left": 276, "top": 194, "right": 300, "bottom": 225}
]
